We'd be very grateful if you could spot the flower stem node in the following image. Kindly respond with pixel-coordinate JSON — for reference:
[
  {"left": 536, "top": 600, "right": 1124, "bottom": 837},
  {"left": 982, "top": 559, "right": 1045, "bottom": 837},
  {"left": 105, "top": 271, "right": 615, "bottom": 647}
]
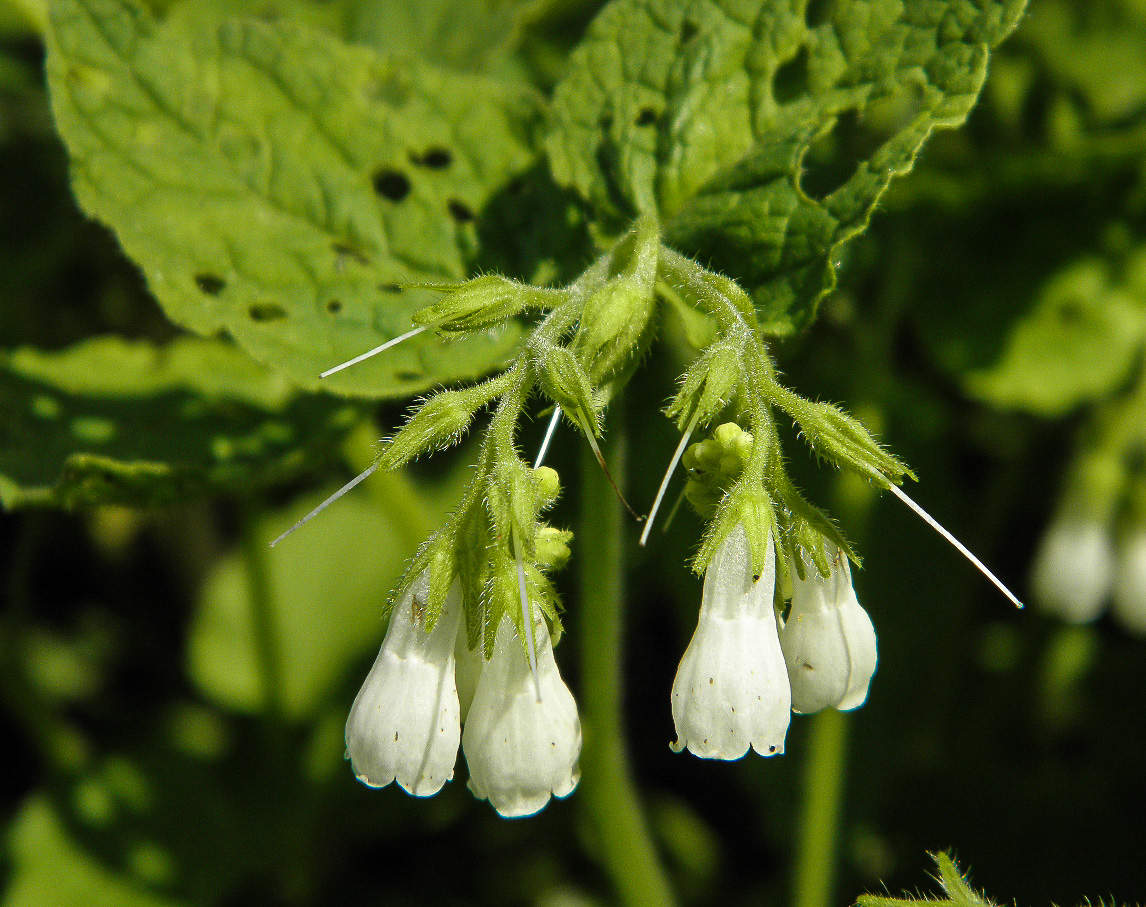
[
  {"left": 1031, "top": 515, "right": 1115, "bottom": 624},
  {"left": 671, "top": 524, "right": 791, "bottom": 760},
  {"left": 779, "top": 547, "right": 878, "bottom": 713},
  {"left": 345, "top": 574, "right": 463, "bottom": 796},
  {"left": 462, "top": 614, "right": 582, "bottom": 818}
]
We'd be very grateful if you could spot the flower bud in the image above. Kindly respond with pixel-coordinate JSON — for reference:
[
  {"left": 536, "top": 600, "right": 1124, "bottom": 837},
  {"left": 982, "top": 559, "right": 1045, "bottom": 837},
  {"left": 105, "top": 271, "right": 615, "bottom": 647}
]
[
  {"left": 380, "top": 377, "right": 507, "bottom": 470},
  {"left": 671, "top": 524, "right": 791, "bottom": 759},
  {"left": 682, "top": 423, "right": 753, "bottom": 518},
  {"left": 574, "top": 279, "right": 657, "bottom": 384},
  {"left": 1031, "top": 515, "right": 1114, "bottom": 624},
  {"left": 666, "top": 344, "right": 740, "bottom": 430},
  {"left": 779, "top": 549, "right": 877, "bottom": 713},
  {"left": 462, "top": 614, "right": 582, "bottom": 817},
  {"left": 774, "top": 397, "right": 911, "bottom": 484},
  {"left": 345, "top": 575, "right": 463, "bottom": 796},
  {"left": 411, "top": 275, "right": 563, "bottom": 336},
  {"left": 535, "top": 345, "right": 600, "bottom": 436}
]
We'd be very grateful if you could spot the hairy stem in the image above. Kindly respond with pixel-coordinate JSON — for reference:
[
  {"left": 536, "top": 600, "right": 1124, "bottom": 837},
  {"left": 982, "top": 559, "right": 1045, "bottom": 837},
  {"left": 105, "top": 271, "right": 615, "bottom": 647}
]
[
  {"left": 793, "top": 708, "right": 851, "bottom": 907},
  {"left": 578, "top": 429, "right": 677, "bottom": 907}
]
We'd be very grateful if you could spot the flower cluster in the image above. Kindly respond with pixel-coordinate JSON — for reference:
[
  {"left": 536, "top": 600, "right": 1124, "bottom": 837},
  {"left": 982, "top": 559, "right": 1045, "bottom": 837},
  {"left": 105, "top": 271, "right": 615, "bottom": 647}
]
[
  {"left": 317, "top": 221, "right": 912, "bottom": 815},
  {"left": 346, "top": 573, "right": 581, "bottom": 817},
  {"left": 671, "top": 520, "right": 879, "bottom": 761}
]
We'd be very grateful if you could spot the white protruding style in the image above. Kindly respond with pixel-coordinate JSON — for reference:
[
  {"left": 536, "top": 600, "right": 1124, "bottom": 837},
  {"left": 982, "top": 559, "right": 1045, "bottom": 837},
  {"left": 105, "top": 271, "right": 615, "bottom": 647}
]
[
  {"left": 670, "top": 524, "right": 791, "bottom": 759},
  {"left": 779, "top": 548, "right": 878, "bottom": 713},
  {"left": 345, "top": 574, "right": 462, "bottom": 796},
  {"left": 640, "top": 419, "right": 696, "bottom": 547},
  {"left": 1031, "top": 516, "right": 1114, "bottom": 624},
  {"left": 462, "top": 614, "right": 582, "bottom": 818},
  {"left": 319, "top": 325, "right": 429, "bottom": 378},
  {"left": 886, "top": 482, "right": 1023, "bottom": 609}
]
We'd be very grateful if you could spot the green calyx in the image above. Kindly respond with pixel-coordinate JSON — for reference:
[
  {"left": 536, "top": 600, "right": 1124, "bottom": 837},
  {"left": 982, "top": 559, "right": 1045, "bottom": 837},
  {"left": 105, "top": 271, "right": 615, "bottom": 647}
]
[
  {"left": 410, "top": 276, "right": 566, "bottom": 337},
  {"left": 375, "top": 219, "right": 912, "bottom": 658}
]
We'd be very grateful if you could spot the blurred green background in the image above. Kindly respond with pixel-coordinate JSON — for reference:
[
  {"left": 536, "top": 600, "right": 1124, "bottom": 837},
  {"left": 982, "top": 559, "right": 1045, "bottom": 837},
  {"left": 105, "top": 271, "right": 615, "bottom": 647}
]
[{"left": 3, "top": 0, "right": 1146, "bottom": 905}]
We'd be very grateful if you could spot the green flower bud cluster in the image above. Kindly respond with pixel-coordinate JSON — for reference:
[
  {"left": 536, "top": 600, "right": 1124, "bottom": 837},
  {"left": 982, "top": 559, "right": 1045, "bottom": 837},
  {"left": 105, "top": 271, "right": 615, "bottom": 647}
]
[{"left": 683, "top": 423, "right": 754, "bottom": 517}]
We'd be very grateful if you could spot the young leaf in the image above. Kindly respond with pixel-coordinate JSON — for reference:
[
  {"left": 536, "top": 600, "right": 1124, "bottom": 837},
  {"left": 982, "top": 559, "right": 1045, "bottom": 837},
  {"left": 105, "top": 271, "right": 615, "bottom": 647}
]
[
  {"left": 44, "top": 0, "right": 541, "bottom": 397},
  {"left": 0, "top": 336, "right": 359, "bottom": 508},
  {"left": 547, "top": 0, "right": 1027, "bottom": 333}
]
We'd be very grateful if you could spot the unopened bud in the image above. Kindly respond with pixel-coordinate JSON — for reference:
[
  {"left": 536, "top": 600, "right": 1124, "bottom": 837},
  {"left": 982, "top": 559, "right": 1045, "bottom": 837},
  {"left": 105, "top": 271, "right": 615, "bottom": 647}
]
[
  {"left": 667, "top": 344, "right": 740, "bottom": 429},
  {"left": 535, "top": 346, "right": 600, "bottom": 437},
  {"left": 412, "top": 276, "right": 564, "bottom": 336}
]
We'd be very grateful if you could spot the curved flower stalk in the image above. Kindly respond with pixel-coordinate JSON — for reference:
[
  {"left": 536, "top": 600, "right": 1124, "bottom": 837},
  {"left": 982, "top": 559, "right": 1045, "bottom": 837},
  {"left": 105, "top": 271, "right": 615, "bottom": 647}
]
[
  {"left": 345, "top": 575, "right": 464, "bottom": 796},
  {"left": 671, "top": 524, "right": 791, "bottom": 760},
  {"left": 1030, "top": 515, "right": 1115, "bottom": 624},
  {"left": 462, "top": 614, "right": 582, "bottom": 818},
  {"left": 779, "top": 547, "right": 878, "bottom": 714}
]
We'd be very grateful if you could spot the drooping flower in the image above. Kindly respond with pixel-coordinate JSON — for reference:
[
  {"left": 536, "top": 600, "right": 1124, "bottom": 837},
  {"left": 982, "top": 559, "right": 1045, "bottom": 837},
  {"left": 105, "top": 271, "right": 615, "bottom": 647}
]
[
  {"left": 779, "top": 547, "right": 878, "bottom": 713},
  {"left": 1031, "top": 516, "right": 1114, "bottom": 624},
  {"left": 671, "top": 524, "right": 790, "bottom": 759},
  {"left": 1112, "top": 529, "right": 1146, "bottom": 636},
  {"left": 462, "top": 613, "right": 581, "bottom": 818},
  {"left": 345, "top": 575, "right": 463, "bottom": 797}
]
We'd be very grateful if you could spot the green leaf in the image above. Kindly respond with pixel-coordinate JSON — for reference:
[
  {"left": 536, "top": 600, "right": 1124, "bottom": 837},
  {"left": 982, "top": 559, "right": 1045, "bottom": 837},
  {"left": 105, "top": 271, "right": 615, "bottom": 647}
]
[
  {"left": 3, "top": 795, "right": 183, "bottom": 907},
  {"left": 44, "top": 0, "right": 542, "bottom": 397},
  {"left": 346, "top": 0, "right": 533, "bottom": 75},
  {"left": 966, "top": 253, "right": 1146, "bottom": 417},
  {"left": 188, "top": 467, "right": 466, "bottom": 719},
  {"left": 0, "top": 335, "right": 360, "bottom": 508},
  {"left": 547, "top": 0, "right": 1027, "bottom": 333}
]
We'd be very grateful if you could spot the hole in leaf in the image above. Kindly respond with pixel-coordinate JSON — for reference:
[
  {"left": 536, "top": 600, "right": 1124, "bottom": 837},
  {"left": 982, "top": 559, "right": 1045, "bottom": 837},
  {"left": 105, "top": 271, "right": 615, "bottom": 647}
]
[
  {"left": 194, "top": 274, "right": 226, "bottom": 296},
  {"left": 409, "top": 147, "right": 453, "bottom": 169},
  {"left": 447, "top": 200, "right": 475, "bottom": 223},
  {"left": 800, "top": 86, "right": 924, "bottom": 201},
  {"left": 635, "top": 107, "right": 658, "bottom": 127},
  {"left": 773, "top": 46, "right": 810, "bottom": 104},
  {"left": 249, "top": 302, "right": 287, "bottom": 322},
  {"left": 679, "top": 19, "right": 698, "bottom": 43},
  {"left": 805, "top": 0, "right": 834, "bottom": 28},
  {"left": 325, "top": 299, "right": 343, "bottom": 314},
  {"left": 372, "top": 168, "right": 411, "bottom": 201}
]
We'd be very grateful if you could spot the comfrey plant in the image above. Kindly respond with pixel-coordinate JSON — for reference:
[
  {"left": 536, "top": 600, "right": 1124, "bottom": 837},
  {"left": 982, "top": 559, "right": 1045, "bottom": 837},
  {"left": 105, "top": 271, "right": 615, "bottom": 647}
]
[
  {"left": 274, "top": 218, "right": 1019, "bottom": 816},
  {"left": 25, "top": 0, "right": 1033, "bottom": 897}
]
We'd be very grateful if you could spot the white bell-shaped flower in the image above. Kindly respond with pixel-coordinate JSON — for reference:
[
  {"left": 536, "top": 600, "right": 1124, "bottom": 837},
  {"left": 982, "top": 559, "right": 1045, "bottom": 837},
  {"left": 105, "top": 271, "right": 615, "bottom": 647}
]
[
  {"left": 1112, "top": 529, "right": 1146, "bottom": 636},
  {"left": 462, "top": 613, "right": 581, "bottom": 818},
  {"left": 671, "top": 524, "right": 791, "bottom": 760},
  {"left": 1031, "top": 516, "right": 1114, "bottom": 624},
  {"left": 345, "top": 575, "right": 462, "bottom": 797},
  {"left": 779, "top": 548, "right": 878, "bottom": 714}
]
